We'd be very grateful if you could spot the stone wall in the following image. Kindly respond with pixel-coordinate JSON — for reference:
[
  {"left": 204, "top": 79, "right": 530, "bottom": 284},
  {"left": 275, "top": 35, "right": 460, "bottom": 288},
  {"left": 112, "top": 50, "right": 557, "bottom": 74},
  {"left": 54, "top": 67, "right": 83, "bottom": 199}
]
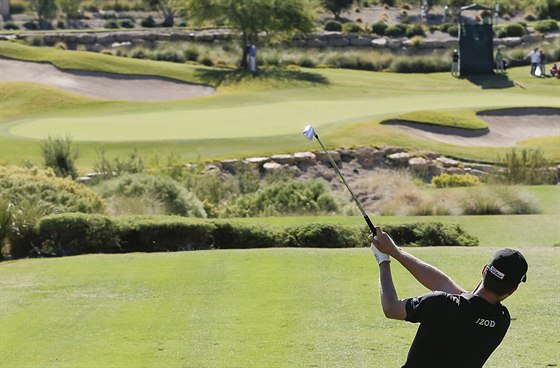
[{"left": 1, "top": 29, "right": 556, "bottom": 52}]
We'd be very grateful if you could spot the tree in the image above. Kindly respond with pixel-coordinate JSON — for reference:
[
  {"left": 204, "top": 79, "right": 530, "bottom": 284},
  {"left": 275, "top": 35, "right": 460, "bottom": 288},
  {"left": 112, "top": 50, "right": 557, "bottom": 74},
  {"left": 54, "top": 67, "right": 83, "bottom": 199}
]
[
  {"left": 186, "top": 0, "right": 314, "bottom": 68},
  {"left": 321, "top": 0, "right": 354, "bottom": 20},
  {"left": 31, "top": 0, "right": 57, "bottom": 29},
  {"left": 57, "top": 0, "right": 83, "bottom": 27},
  {"left": 143, "top": 0, "right": 184, "bottom": 27},
  {"left": 1, "top": 0, "right": 10, "bottom": 21}
]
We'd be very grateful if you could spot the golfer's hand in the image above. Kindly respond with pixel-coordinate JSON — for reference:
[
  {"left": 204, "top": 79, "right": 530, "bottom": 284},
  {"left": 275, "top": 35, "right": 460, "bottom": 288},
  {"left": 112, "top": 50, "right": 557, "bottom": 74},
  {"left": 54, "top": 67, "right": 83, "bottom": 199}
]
[{"left": 370, "top": 227, "right": 399, "bottom": 257}]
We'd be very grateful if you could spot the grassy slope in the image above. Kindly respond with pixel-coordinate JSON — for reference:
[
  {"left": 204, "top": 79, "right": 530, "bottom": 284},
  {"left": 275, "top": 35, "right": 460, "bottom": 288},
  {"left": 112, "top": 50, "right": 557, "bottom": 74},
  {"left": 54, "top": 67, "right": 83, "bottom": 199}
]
[{"left": 1, "top": 42, "right": 559, "bottom": 168}]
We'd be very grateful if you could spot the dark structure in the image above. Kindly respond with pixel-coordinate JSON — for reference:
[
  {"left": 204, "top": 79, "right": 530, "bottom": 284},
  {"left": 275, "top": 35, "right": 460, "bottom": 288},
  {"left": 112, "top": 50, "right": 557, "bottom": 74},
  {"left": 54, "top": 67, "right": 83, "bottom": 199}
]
[{"left": 459, "top": 4, "right": 495, "bottom": 76}]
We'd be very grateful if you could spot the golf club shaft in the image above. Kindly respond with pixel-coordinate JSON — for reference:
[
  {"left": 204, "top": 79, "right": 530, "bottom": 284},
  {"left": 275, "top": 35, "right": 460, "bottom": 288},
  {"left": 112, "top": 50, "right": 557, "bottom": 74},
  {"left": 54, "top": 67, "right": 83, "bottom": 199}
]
[{"left": 313, "top": 133, "right": 376, "bottom": 233}]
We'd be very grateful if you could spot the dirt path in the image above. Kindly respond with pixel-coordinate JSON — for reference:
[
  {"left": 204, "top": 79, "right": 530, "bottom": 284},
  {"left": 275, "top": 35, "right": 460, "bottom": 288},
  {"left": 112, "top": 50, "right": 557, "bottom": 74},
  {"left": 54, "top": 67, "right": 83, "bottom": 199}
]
[
  {"left": 383, "top": 108, "right": 560, "bottom": 146},
  {"left": 0, "top": 58, "right": 215, "bottom": 101}
]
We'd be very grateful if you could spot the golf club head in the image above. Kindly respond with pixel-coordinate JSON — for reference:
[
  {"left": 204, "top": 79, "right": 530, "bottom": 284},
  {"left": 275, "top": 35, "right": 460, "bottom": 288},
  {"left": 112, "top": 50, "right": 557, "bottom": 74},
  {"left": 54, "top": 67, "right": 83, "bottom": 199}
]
[{"left": 303, "top": 125, "right": 315, "bottom": 140}]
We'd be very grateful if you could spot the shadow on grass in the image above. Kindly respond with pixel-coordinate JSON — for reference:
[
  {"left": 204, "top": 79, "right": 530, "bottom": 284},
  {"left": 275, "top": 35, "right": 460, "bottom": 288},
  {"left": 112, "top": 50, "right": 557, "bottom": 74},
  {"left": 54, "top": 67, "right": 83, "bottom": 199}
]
[
  {"left": 462, "top": 73, "right": 515, "bottom": 89},
  {"left": 194, "top": 68, "right": 329, "bottom": 88}
]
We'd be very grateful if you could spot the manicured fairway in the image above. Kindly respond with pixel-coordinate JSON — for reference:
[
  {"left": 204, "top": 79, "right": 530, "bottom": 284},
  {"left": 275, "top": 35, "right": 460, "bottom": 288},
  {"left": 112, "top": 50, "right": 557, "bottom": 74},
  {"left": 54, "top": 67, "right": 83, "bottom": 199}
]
[
  {"left": 1, "top": 42, "right": 559, "bottom": 167},
  {"left": 1, "top": 247, "right": 558, "bottom": 368}
]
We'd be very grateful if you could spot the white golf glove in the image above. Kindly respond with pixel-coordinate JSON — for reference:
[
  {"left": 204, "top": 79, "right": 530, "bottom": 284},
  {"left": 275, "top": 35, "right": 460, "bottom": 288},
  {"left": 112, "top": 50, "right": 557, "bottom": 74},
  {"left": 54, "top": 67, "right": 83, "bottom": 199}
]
[{"left": 371, "top": 237, "right": 390, "bottom": 265}]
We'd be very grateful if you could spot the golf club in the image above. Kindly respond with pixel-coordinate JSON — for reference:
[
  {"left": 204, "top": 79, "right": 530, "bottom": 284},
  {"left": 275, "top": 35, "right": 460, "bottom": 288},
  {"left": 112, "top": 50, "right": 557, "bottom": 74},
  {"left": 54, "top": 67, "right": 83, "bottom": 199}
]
[{"left": 302, "top": 125, "right": 376, "bottom": 233}]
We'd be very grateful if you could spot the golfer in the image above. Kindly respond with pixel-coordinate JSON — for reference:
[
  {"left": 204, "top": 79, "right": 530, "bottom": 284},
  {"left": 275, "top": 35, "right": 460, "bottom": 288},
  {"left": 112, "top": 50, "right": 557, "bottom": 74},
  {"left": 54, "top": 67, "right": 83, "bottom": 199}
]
[{"left": 369, "top": 227, "right": 528, "bottom": 368}]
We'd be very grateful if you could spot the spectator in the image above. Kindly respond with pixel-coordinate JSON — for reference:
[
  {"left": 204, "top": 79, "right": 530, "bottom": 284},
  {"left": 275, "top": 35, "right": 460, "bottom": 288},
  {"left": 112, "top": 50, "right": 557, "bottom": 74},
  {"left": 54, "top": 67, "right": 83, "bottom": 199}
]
[
  {"left": 451, "top": 49, "right": 460, "bottom": 77},
  {"left": 495, "top": 50, "right": 505, "bottom": 74},
  {"left": 550, "top": 64, "right": 559, "bottom": 78},
  {"left": 248, "top": 44, "right": 257, "bottom": 73},
  {"left": 538, "top": 50, "right": 546, "bottom": 78},
  {"left": 526, "top": 48, "right": 539, "bottom": 76}
]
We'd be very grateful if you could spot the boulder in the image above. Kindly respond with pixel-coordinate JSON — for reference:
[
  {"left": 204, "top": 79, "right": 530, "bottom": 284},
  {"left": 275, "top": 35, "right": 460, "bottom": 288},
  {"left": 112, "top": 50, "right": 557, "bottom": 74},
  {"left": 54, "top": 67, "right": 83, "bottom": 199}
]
[
  {"left": 350, "top": 37, "right": 373, "bottom": 47},
  {"left": 244, "top": 157, "right": 270, "bottom": 167},
  {"left": 263, "top": 162, "right": 283, "bottom": 172},
  {"left": 409, "top": 157, "right": 429, "bottom": 172},
  {"left": 387, "top": 152, "right": 412, "bottom": 164},
  {"left": 371, "top": 38, "right": 388, "bottom": 48},
  {"left": 436, "top": 156, "right": 460, "bottom": 167},
  {"left": 293, "top": 152, "right": 317, "bottom": 165},
  {"left": 315, "top": 150, "right": 341, "bottom": 164},
  {"left": 271, "top": 154, "right": 295, "bottom": 165}
]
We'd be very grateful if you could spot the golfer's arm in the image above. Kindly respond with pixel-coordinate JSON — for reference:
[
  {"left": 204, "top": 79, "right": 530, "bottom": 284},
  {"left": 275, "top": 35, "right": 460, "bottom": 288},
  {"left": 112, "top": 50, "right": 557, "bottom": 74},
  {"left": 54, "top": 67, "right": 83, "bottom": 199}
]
[
  {"left": 393, "top": 248, "right": 466, "bottom": 294},
  {"left": 378, "top": 262, "right": 407, "bottom": 320}
]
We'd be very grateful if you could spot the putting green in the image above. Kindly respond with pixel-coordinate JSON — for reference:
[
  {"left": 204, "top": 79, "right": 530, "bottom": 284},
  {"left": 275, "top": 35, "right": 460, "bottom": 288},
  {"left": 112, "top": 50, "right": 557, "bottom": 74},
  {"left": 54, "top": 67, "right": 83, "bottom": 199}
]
[{"left": 5, "top": 93, "right": 557, "bottom": 141}]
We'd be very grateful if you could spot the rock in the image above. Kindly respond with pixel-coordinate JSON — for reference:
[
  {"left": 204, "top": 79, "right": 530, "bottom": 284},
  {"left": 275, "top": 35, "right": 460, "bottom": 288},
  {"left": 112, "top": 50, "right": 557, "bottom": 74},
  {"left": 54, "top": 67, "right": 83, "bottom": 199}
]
[
  {"left": 306, "top": 38, "right": 327, "bottom": 48},
  {"left": 371, "top": 38, "right": 388, "bottom": 48},
  {"left": 356, "top": 147, "right": 382, "bottom": 169},
  {"left": 500, "top": 37, "right": 522, "bottom": 47},
  {"left": 97, "top": 34, "right": 115, "bottom": 45},
  {"left": 387, "top": 152, "right": 412, "bottom": 164},
  {"left": 244, "top": 157, "right": 270, "bottom": 167},
  {"left": 350, "top": 37, "right": 373, "bottom": 47},
  {"left": 387, "top": 39, "right": 402, "bottom": 49},
  {"left": 263, "top": 162, "right": 283, "bottom": 172},
  {"left": 220, "top": 159, "right": 240, "bottom": 173},
  {"left": 445, "top": 167, "right": 466, "bottom": 175},
  {"left": 436, "top": 156, "right": 460, "bottom": 167},
  {"left": 271, "top": 154, "right": 294, "bottom": 165},
  {"left": 315, "top": 150, "right": 341, "bottom": 164},
  {"left": 293, "top": 152, "right": 317, "bottom": 165},
  {"left": 409, "top": 157, "right": 429, "bottom": 172},
  {"left": 329, "top": 37, "right": 350, "bottom": 47},
  {"left": 339, "top": 149, "right": 356, "bottom": 163},
  {"left": 114, "top": 33, "right": 132, "bottom": 42}
]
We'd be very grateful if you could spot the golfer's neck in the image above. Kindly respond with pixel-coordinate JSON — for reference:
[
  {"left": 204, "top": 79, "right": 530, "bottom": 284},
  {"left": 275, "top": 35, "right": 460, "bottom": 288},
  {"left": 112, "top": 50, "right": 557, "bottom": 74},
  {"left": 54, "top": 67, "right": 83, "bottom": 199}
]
[{"left": 474, "top": 287, "right": 503, "bottom": 305}]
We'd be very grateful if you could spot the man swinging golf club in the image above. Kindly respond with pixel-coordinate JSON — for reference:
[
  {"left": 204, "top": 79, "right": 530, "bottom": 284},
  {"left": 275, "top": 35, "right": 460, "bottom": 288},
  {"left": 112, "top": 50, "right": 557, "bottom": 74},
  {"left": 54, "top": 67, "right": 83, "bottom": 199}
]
[{"left": 370, "top": 228, "right": 528, "bottom": 368}]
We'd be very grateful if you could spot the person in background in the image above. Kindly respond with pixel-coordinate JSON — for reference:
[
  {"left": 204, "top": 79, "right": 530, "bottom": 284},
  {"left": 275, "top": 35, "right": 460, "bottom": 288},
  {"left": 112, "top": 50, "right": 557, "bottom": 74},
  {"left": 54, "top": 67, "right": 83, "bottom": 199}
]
[
  {"left": 495, "top": 49, "right": 505, "bottom": 74},
  {"left": 451, "top": 49, "right": 460, "bottom": 77},
  {"left": 527, "top": 48, "right": 539, "bottom": 76}
]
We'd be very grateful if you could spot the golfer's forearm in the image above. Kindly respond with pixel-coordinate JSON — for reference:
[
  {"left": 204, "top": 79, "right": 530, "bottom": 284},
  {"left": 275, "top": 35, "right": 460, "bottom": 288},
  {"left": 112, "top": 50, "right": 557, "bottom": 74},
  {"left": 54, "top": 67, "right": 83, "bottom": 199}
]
[
  {"left": 393, "top": 248, "right": 465, "bottom": 294},
  {"left": 379, "top": 262, "right": 406, "bottom": 319}
]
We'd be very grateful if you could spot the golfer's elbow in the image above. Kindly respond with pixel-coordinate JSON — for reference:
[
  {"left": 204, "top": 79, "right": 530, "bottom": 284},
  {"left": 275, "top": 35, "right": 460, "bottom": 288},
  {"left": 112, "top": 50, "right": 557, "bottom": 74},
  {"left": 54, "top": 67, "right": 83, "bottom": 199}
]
[{"left": 381, "top": 300, "right": 407, "bottom": 320}]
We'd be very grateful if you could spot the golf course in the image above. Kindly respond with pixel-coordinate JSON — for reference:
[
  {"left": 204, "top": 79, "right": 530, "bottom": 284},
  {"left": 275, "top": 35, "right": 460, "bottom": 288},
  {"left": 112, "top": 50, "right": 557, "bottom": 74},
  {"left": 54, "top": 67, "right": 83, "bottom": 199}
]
[{"left": 1, "top": 34, "right": 559, "bottom": 368}]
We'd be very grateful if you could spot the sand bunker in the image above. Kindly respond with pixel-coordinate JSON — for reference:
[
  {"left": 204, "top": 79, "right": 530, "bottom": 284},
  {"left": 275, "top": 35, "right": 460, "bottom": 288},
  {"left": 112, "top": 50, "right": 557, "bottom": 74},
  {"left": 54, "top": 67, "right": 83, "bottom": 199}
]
[
  {"left": 383, "top": 107, "right": 559, "bottom": 146},
  {"left": 0, "top": 58, "right": 215, "bottom": 101}
]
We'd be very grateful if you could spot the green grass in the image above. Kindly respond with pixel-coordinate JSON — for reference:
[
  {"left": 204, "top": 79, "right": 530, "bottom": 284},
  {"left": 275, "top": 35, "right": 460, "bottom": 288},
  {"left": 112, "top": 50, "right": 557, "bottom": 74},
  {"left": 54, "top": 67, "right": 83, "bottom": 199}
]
[
  {"left": 1, "top": 247, "right": 558, "bottom": 368},
  {"left": 381, "top": 109, "right": 489, "bottom": 130},
  {"left": 1, "top": 42, "right": 559, "bottom": 169}
]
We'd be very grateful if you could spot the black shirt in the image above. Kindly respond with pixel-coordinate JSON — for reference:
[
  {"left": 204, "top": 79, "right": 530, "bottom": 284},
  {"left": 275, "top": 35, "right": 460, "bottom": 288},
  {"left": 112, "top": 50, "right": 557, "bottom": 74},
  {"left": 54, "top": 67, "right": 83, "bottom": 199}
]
[{"left": 402, "top": 292, "right": 510, "bottom": 368}]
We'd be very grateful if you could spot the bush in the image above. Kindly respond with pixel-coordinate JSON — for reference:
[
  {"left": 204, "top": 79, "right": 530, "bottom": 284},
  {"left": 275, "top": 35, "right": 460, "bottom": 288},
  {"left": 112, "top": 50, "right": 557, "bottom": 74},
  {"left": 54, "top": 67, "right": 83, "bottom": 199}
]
[
  {"left": 447, "top": 24, "right": 459, "bottom": 37},
  {"left": 93, "top": 148, "right": 145, "bottom": 180},
  {"left": 104, "top": 20, "right": 119, "bottom": 29},
  {"left": 460, "top": 186, "right": 539, "bottom": 215},
  {"left": 533, "top": 19, "right": 559, "bottom": 33},
  {"left": 184, "top": 46, "right": 200, "bottom": 61},
  {"left": 220, "top": 180, "right": 338, "bottom": 217},
  {"left": 141, "top": 16, "right": 156, "bottom": 28},
  {"left": 342, "top": 22, "right": 363, "bottom": 33},
  {"left": 284, "top": 223, "right": 361, "bottom": 248},
  {"left": 439, "top": 22, "right": 454, "bottom": 33},
  {"left": 119, "top": 19, "right": 135, "bottom": 28},
  {"left": 389, "top": 55, "right": 449, "bottom": 73},
  {"left": 115, "top": 216, "right": 215, "bottom": 252},
  {"left": 211, "top": 221, "right": 280, "bottom": 249},
  {"left": 324, "top": 20, "right": 343, "bottom": 32},
  {"left": 0, "top": 196, "right": 13, "bottom": 252},
  {"left": 23, "top": 21, "right": 39, "bottom": 30},
  {"left": 38, "top": 213, "right": 119, "bottom": 255},
  {"left": 97, "top": 173, "right": 206, "bottom": 218},
  {"left": 385, "top": 23, "right": 407, "bottom": 37},
  {"left": 501, "top": 23, "right": 526, "bottom": 37},
  {"left": 384, "top": 222, "right": 478, "bottom": 247},
  {"left": 492, "top": 148, "right": 555, "bottom": 185},
  {"left": 431, "top": 173, "right": 480, "bottom": 188},
  {"left": 41, "top": 136, "right": 79, "bottom": 179},
  {"left": 406, "top": 24, "right": 425, "bottom": 38},
  {"left": 371, "top": 21, "right": 388, "bottom": 35},
  {"left": 535, "top": 0, "right": 560, "bottom": 20},
  {"left": 3, "top": 22, "right": 19, "bottom": 30}
]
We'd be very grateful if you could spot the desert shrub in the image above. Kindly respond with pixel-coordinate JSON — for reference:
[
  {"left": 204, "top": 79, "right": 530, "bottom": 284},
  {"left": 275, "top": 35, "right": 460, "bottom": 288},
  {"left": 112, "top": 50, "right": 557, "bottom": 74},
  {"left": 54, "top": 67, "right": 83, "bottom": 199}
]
[
  {"left": 0, "top": 166, "right": 106, "bottom": 214},
  {"left": 119, "top": 19, "right": 135, "bottom": 28},
  {"left": 3, "top": 22, "right": 19, "bottom": 30},
  {"left": 23, "top": 21, "right": 39, "bottom": 30},
  {"left": 211, "top": 221, "right": 280, "bottom": 249},
  {"left": 104, "top": 20, "right": 119, "bottom": 29},
  {"left": 184, "top": 46, "right": 200, "bottom": 61},
  {"left": 535, "top": 0, "right": 560, "bottom": 20},
  {"left": 97, "top": 173, "right": 206, "bottom": 218},
  {"left": 154, "top": 48, "right": 185, "bottom": 63},
  {"left": 460, "top": 186, "right": 539, "bottom": 215},
  {"left": 141, "top": 15, "right": 156, "bottom": 28},
  {"left": 324, "top": 20, "right": 343, "bottom": 32},
  {"left": 115, "top": 216, "right": 215, "bottom": 252},
  {"left": 200, "top": 56, "right": 214, "bottom": 66},
  {"left": 385, "top": 23, "right": 407, "bottom": 37},
  {"left": 371, "top": 21, "right": 388, "bottom": 35},
  {"left": 502, "top": 23, "right": 526, "bottom": 37},
  {"left": 524, "top": 12, "right": 538, "bottom": 21},
  {"left": 130, "top": 48, "right": 147, "bottom": 59},
  {"left": 342, "top": 22, "right": 363, "bottom": 33},
  {"left": 40, "top": 135, "right": 79, "bottom": 179},
  {"left": 220, "top": 180, "right": 338, "bottom": 217},
  {"left": 389, "top": 55, "right": 449, "bottom": 73},
  {"left": 439, "top": 22, "right": 454, "bottom": 33},
  {"left": 93, "top": 148, "right": 145, "bottom": 180},
  {"left": 447, "top": 24, "right": 459, "bottom": 37},
  {"left": 38, "top": 213, "right": 119, "bottom": 255},
  {"left": 533, "top": 19, "right": 559, "bottom": 32},
  {"left": 0, "top": 197, "right": 13, "bottom": 252},
  {"left": 491, "top": 148, "right": 555, "bottom": 185},
  {"left": 406, "top": 24, "right": 425, "bottom": 38},
  {"left": 380, "top": 184, "right": 453, "bottom": 216},
  {"left": 284, "top": 223, "right": 361, "bottom": 248},
  {"left": 431, "top": 173, "right": 480, "bottom": 188},
  {"left": 7, "top": 198, "right": 49, "bottom": 258}
]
